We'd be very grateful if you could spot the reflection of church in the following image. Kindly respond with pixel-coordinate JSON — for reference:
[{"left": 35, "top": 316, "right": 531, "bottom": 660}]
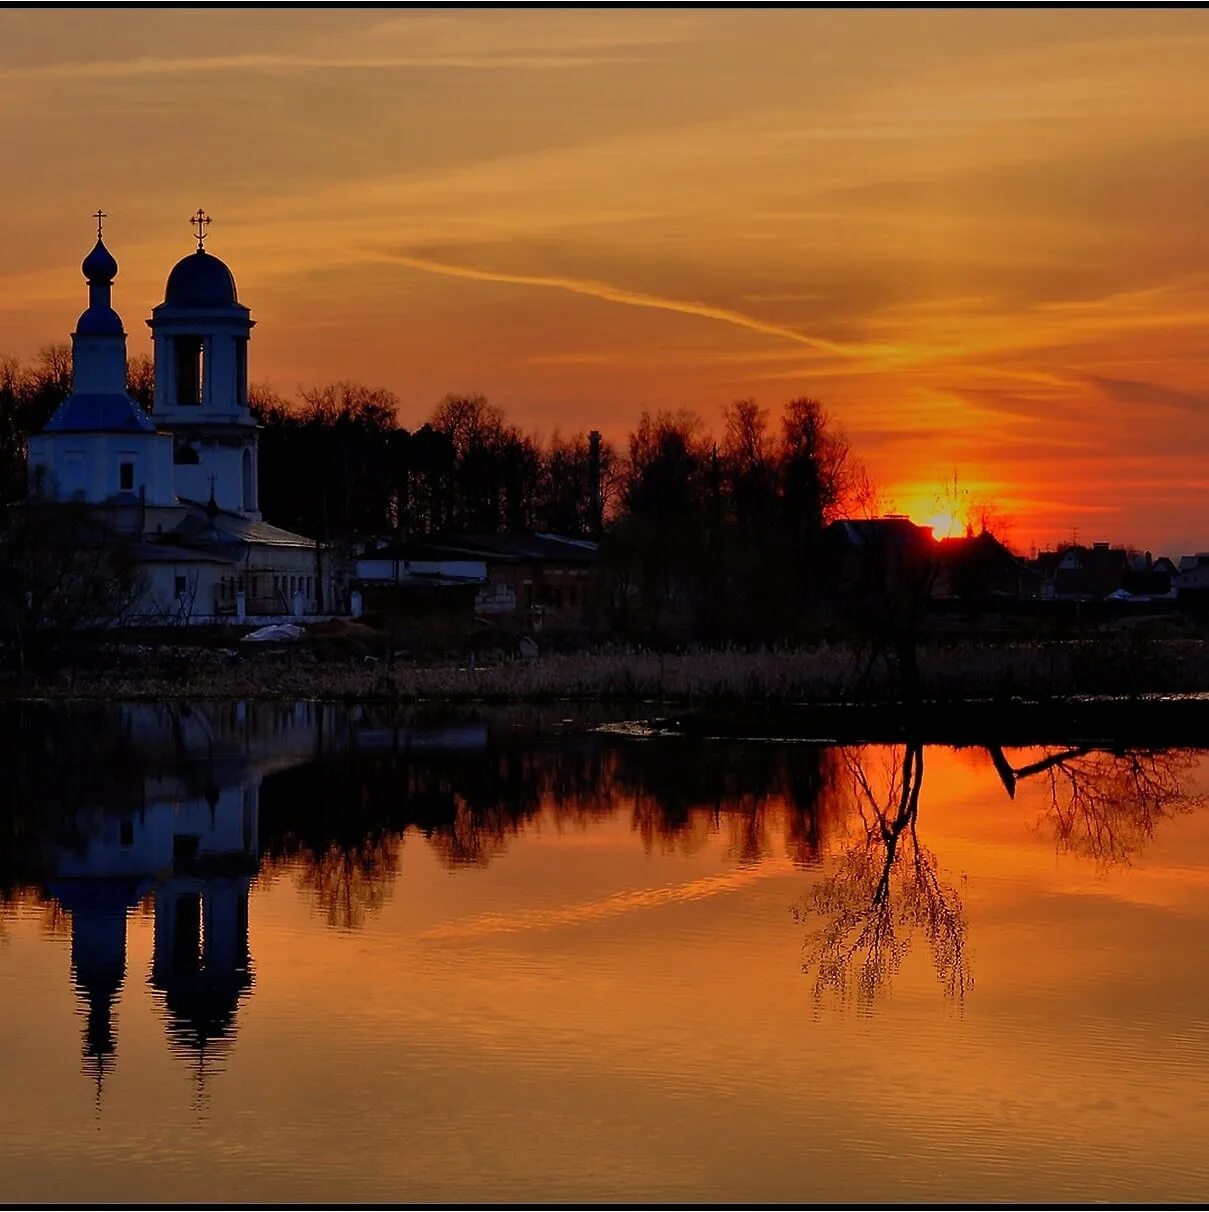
[
  {"left": 35, "top": 702, "right": 326, "bottom": 1099},
  {"left": 27, "top": 211, "right": 338, "bottom": 621},
  {"left": 46, "top": 775, "right": 258, "bottom": 1097}
]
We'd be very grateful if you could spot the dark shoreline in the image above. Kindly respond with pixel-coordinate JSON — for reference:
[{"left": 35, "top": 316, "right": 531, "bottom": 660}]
[
  {"left": 7, "top": 635, "right": 1209, "bottom": 747},
  {"left": 8, "top": 683, "right": 1209, "bottom": 749}
]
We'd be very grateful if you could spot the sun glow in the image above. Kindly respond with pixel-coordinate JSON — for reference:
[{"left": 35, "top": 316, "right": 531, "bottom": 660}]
[{"left": 925, "top": 511, "right": 964, "bottom": 540}]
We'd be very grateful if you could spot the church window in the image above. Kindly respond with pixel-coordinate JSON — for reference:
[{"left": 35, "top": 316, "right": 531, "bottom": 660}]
[
  {"left": 235, "top": 338, "right": 249, "bottom": 408},
  {"left": 242, "top": 447, "right": 254, "bottom": 511},
  {"left": 119, "top": 461, "right": 134, "bottom": 491},
  {"left": 174, "top": 336, "right": 204, "bottom": 406},
  {"left": 175, "top": 575, "right": 187, "bottom": 597},
  {"left": 119, "top": 820, "right": 134, "bottom": 847}
]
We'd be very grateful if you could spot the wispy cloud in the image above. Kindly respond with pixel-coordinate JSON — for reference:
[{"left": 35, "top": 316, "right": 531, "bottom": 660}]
[
  {"left": 0, "top": 50, "right": 648, "bottom": 84},
  {"left": 382, "top": 251, "right": 892, "bottom": 358}
]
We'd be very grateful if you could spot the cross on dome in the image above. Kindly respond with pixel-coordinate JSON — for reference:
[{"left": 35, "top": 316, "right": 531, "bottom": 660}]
[
  {"left": 191, "top": 208, "right": 211, "bottom": 251},
  {"left": 93, "top": 209, "right": 106, "bottom": 239}
]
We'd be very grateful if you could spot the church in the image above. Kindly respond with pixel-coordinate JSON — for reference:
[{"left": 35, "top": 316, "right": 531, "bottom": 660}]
[{"left": 27, "top": 212, "right": 336, "bottom": 623}]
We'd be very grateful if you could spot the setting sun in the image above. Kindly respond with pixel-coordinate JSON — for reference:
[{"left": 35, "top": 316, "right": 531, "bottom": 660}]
[{"left": 925, "top": 511, "right": 963, "bottom": 540}]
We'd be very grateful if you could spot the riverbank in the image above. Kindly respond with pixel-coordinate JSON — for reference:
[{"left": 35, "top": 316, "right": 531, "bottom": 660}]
[{"left": 6, "top": 635, "right": 1209, "bottom": 710}]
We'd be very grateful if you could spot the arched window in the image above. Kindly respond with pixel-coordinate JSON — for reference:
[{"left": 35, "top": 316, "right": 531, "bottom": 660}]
[
  {"left": 242, "top": 448, "right": 254, "bottom": 512},
  {"left": 174, "top": 336, "right": 204, "bottom": 406}
]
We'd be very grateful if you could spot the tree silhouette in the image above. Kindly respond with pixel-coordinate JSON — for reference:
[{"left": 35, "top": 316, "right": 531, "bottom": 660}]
[{"left": 795, "top": 744, "right": 970, "bottom": 1009}]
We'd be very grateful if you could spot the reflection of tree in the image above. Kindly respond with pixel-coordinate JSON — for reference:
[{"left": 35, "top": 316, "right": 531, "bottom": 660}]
[
  {"left": 989, "top": 744, "right": 1202, "bottom": 865},
  {"left": 615, "top": 741, "right": 840, "bottom": 865},
  {"left": 293, "top": 836, "right": 403, "bottom": 930},
  {"left": 799, "top": 742, "right": 1206, "bottom": 1010},
  {"left": 795, "top": 744, "right": 970, "bottom": 1009}
]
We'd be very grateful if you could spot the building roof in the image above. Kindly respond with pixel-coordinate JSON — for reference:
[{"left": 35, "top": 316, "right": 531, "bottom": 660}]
[
  {"left": 361, "top": 539, "right": 491, "bottom": 563},
  {"left": 42, "top": 392, "right": 158, "bottom": 434},
  {"left": 174, "top": 499, "right": 318, "bottom": 550},
  {"left": 438, "top": 532, "right": 599, "bottom": 562},
  {"left": 827, "top": 517, "right": 934, "bottom": 549},
  {"left": 81, "top": 238, "right": 118, "bottom": 284},
  {"left": 362, "top": 532, "right": 598, "bottom": 564},
  {"left": 161, "top": 249, "right": 240, "bottom": 309}
]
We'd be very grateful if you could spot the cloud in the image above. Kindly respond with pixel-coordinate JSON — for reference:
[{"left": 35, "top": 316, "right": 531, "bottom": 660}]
[
  {"left": 1082, "top": 373, "right": 1209, "bottom": 414},
  {"left": 381, "top": 251, "right": 890, "bottom": 358},
  {"left": 0, "top": 50, "right": 650, "bottom": 84}
]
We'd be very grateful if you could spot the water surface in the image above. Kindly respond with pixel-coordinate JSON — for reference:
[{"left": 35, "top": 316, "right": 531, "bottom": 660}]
[{"left": 2, "top": 702, "right": 1208, "bottom": 1203}]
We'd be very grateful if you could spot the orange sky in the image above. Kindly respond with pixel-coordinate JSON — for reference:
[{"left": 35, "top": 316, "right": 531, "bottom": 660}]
[{"left": 4, "top": 8, "right": 1209, "bottom": 553}]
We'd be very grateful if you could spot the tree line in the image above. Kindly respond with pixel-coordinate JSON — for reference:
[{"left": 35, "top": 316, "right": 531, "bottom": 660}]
[{"left": 0, "top": 343, "right": 862, "bottom": 641}]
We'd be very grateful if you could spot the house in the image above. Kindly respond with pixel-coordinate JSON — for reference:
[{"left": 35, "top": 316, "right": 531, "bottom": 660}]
[
  {"left": 1049, "top": 542, "right": 1129, "bottom": 600},
  {"left": 823, "top": 516, "right": 937, "bottom": 592},
  {"left": 352, "top": 538, "right": 486, "bottom": 625},
  {"left": 1122, "top": 552, "right": 1177, "bottom": 598},
  {"left": 356, "top": 532, "right": 600, "bottom": 629},
  {"left": 932, "top": 531, "right": 1041, "bottom": 601},
  {"left": 446, "top": 532, "right": 600, "bottom": 626},
  {"left": 25, "top": 216, "right": 335, "bottom": 624},
  {"left": 1174, "top": 553, "right": 1209, "bottom": 604}
]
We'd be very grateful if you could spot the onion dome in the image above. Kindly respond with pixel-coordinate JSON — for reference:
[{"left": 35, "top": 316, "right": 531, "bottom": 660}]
[
  {"left": 163, "top": 250, "right": 239, "bottom": 308},
  {"left": 82, "top": 238, "right": 118, "bottom": 283}
]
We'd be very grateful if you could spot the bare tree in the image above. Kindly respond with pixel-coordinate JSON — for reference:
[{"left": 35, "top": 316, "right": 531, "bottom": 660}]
[{"left": 0, "top": 499, "right": 147, "bottom": 677}]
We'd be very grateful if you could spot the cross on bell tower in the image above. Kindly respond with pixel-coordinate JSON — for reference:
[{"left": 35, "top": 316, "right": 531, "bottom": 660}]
[{"left": 191, "top": 209, "right": 211, "bottom": 251}]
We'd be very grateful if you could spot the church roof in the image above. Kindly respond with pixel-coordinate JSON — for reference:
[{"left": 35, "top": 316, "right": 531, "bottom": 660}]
[
  {"left": 75, "top": 306, "right": 124, "bottom": 335},
  {"left": 82, "top": 238, "right": 117, "bottom": 284},
  {"left": 174, "top": 500, "right": 318, "bottom": 549},
  {"left": 43, "top": 392, "right": 158, "bottom": 433},
  {"left": 162, "top": 249, "right": 240, "bottom": 309}
]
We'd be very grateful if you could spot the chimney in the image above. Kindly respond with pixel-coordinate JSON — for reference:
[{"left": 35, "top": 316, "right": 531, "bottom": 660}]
[{"left": 587, "top": 429, "right": 603, "bottom": 535}]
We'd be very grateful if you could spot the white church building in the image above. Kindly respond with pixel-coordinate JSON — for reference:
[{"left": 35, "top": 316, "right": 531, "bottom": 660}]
[{"left": 28, "top": 213, "right": 338, "bottom": 623}]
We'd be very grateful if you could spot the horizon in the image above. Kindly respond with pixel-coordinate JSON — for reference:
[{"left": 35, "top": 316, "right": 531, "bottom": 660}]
[{"left": 5, "top": 8, "right": 1209, "bottom": 553}]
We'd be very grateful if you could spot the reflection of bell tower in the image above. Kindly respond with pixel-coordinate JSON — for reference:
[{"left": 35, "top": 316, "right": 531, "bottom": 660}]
[
  {"left": 148, "top": 779, "right": 259, "bottom": 1094},
  {"left": 150, "top": 877, "right": 253, "bottom": 1056}
]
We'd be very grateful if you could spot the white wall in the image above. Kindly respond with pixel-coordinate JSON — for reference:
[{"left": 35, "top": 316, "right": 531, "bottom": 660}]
[
  {"left": 171, "top": 435, "right": 257, "bottom": 516},
  {"left": 355, "top": 557, "right": 486, "bottom": 583},
  {"left": 29, "top": 430, "right": 176, "bottom": 506}
]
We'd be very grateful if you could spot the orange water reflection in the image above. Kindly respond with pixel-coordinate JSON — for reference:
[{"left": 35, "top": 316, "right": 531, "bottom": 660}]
[{"left": 2, "top": 704, "right": 1209, "bottom": 1202}]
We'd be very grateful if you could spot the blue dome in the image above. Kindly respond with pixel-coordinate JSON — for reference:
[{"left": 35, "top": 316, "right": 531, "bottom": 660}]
[
  {"left": 82, "top": 239, "right": 117, "bottom": 283},
  {"left": 76, "top": 305, "right": 123, "bottom": 335},
  {"left": 163, "top": 249, "right": 239, "bottom": 308}
]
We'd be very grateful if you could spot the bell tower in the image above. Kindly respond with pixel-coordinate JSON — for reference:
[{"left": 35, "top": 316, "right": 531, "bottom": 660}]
[{"left": 147, "top": 210, "right": 260, "bottom": 518}]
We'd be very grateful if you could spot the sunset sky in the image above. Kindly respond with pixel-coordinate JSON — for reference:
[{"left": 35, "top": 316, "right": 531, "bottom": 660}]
[{"left": 5, "top": 8, "right": 1209, "bottom": 552}]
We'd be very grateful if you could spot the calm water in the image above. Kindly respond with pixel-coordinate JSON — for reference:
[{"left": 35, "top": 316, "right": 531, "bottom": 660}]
[{"left": 2, "top": 702, "right": 1209, "bottom": 1203}]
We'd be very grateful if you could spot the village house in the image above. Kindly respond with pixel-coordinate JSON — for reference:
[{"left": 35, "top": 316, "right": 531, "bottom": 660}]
[
  {"left": 353, "top": 531, "right": 599, "bottom": 630},
  {"left": 1043, "top": 542, "right": 1130, "bottom": 600},
  {"left": 932, "top": 531, "right": 1042, "bottom": 601}
]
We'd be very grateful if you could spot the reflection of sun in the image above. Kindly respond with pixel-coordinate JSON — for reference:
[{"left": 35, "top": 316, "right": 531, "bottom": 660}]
[{"left": 925, "top": 511, "right": 962, "bottom": 539}]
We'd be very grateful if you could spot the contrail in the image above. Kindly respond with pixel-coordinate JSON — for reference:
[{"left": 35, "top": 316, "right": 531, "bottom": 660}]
[
  {"left": 0, "top": 51, "right": 640, "bottom": 83},
  {"left": 386, "top": 251, "right": 868, "bottom": 357}
]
